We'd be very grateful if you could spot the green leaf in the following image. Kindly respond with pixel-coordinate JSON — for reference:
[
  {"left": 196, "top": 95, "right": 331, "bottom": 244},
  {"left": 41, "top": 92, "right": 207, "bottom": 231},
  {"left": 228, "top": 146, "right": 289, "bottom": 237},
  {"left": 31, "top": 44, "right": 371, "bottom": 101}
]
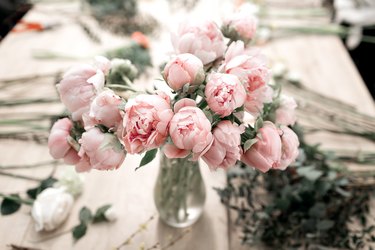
[
  {"left": 254, "top": 117, "right": 263, "bottom": 131},
  {"left": 27, "top": 177, "right": 58, "bottom": 199},
  {"left": 79, "top": 207, "right": 92, "bottom": 224},
  {"left": 296, "top": 166, "right": 323, "bottom": 181},
  {"left": 244, "top": 138, "right": 258, "bottom": 152},
  {"left": 308, "top": 203, "right": 326, "bottom": 218},
  {"left": 317, "top": 219, "right": 334, "bottom": 231},
  {"left": 1, "top": 194, "right": 22, "bottom": 215},
  {"left": 137, "top": 149, "right": 158, "bottom": 170},
  {"left": 72, "top": 222, "right": 87, "bottom": 241},
  {"left": 93, "top": 204, "right": 112, "bottom": 223}
]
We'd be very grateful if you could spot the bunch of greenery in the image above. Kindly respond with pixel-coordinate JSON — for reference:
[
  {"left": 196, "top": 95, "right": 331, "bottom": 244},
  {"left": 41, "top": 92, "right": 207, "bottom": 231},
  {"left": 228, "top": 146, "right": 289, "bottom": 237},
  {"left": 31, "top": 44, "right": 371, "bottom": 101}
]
[{"left": 216, "top": 124, "right": 375, "bottom": 249}]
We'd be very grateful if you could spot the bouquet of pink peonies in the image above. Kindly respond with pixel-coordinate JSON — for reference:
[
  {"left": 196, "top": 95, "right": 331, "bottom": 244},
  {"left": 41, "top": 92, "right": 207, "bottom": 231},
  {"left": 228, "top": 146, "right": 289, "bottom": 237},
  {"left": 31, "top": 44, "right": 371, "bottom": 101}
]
[{"left": 48, "top": 4, "right": 300, "bottom": 175}]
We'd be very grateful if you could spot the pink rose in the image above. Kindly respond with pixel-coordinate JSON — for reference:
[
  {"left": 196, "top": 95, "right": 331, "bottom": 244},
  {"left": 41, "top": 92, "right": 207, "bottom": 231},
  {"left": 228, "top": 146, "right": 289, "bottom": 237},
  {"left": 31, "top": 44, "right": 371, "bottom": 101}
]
[
  {"left": 58, "top": 57, "right": 110, "bottom": 121},
  {"left": 83, "top": 89, "right": 124, "bottom": 130},
  {"left": 275, "top": 95, "right": 297, "bottom": 126},
  {"left": 78, "top": 127, "right": 126, "bottom": 171},
  {"left": 163, "top": 53, "right": 205, "bottom": 91},
  {"left": 203, "top": 121, "right": 244, "bottom": 170},
  {"left": 222, "top": 7, "right": 258, "bottom": 43},
  {"left": 165, "top": 98, "right": 213, "bottom": 160},
  {"left": 279, "top": 126, "right": 299, "bottom": 169},
  {"left": 172, "top": 20, "right": 226, "bottom": 65},
  {"left": 48, "top": 118, "right": 80, "bottom": 164},
  {"left": 121, "top": 93, "right": 173, "bottom": 154},
  {"left": 241, "top": 122, "right": 282, "bottom": 173},
  {"left": 205, "top": 73, "right": 246, "bottom": 117}
]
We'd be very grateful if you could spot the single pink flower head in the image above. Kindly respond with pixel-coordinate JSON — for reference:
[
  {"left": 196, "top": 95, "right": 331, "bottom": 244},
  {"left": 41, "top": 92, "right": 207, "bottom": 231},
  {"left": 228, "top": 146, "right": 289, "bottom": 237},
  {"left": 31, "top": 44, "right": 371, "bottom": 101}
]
[
  {"left": 121, "top": 93, "right": 174, "bottom": 154},
  {"left": 172, "top": 20, "right": 226, "bottom": 65},
  {"left": 222, "top": 7, "right": 258, "bottom": 43},
  {"left": 48, "top": 118, "right": 80, "bottom": 165},
  {"left": 205, "top": 73, "right": 246, "bottom": 117},
  {"left": 166, "top": 98, "right": 213, "bottom": 160},
  {"left": 83, "top": 89, "right": 124, "bottom": 130},
  {"left": 241, "top": 121, "right": 282, "bottom": 173},
  {"left": 275, "top": 95, "right": 297, "bottom": 126},
  {"left": 78, "top": 127, "right": 126, "bottom": 171},
  {"left": 203, "top": 121, "right": 244, "bottom": 170},
  {"left": 279, "top": 126, "right": 299, "bottom": 170},
  {"left": 220, "top": 44, "right": 272, "bottom": 116},
  {"left": 163, "top": 53, "right": 205, "bottom": 91}
]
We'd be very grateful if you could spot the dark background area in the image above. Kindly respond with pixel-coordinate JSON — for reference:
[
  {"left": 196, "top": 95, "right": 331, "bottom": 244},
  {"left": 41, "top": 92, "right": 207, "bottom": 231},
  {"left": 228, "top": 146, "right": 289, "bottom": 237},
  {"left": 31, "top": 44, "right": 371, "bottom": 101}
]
[
  {"left": 0, "top": 0, "right": 374, "bottom": 100},
  {"left": 344, "top": 27, "right": 375, "bottom": 99},
  {"left": 0, "top": 0, "right": 31, "bottom": 41}
]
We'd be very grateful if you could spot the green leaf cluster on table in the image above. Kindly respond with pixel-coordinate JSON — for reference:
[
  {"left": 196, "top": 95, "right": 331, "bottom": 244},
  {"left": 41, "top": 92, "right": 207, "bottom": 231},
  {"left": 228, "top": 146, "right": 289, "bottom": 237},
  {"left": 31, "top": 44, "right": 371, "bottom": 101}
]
[
  {"left": 0, "top": 176, "right": 57, "bottom": 216},
  {"left": 216, "top": 125, "right": 375, "bottom": 250},
  {"left": 72, "top": 205, "right": 112, "bottom": 241}
]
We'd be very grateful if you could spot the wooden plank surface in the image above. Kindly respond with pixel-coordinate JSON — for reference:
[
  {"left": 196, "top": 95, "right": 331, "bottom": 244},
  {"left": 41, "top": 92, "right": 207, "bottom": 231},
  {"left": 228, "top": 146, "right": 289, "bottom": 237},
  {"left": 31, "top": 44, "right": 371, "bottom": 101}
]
[{"left": 0, "top": 1, "right": 374, "bottom": 250}]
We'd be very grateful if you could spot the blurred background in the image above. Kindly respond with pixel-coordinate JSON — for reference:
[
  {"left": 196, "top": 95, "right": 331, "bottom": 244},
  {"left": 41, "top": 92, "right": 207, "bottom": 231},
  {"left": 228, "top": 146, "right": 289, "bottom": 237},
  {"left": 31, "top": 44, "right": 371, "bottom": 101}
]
[{"left": 2, "top": 0, "right": 373, "bottom": 97}]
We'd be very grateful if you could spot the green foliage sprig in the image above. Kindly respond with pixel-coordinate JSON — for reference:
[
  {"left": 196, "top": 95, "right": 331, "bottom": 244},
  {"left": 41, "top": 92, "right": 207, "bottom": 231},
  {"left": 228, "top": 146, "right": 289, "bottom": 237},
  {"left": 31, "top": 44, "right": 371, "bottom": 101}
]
[{"left": 216, "top": 125, "right": 375, "bottom": 250}]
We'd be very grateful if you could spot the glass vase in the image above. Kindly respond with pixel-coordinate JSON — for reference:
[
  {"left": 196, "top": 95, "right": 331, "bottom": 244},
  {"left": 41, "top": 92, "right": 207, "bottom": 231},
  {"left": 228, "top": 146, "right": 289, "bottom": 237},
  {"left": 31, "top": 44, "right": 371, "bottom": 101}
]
[{"left": 154, "top": 153, "right": 206, "bottom": 228}]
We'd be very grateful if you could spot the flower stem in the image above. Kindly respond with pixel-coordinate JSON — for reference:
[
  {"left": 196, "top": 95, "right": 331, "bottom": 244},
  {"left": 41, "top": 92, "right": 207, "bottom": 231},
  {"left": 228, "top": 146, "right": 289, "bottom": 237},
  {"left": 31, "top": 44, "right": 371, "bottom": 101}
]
[{"left": 0, "top": 193, "right": 33, "bottom": 205}]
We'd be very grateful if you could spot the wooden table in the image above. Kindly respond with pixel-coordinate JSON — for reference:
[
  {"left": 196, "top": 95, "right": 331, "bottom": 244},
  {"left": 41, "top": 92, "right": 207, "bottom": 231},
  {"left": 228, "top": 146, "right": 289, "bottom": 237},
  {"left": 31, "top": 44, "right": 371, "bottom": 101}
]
[{"left": 0, "top": 1, "right": 373, "bottom": 250}]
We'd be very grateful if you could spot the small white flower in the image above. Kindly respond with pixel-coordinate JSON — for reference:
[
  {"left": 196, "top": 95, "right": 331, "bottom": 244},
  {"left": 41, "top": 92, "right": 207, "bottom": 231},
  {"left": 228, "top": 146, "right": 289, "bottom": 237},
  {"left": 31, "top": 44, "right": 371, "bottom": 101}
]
[
  {"left": 31, "top": 187, "right": 74, "bottom": 232},
  {"left": 104, "top": 206, "right": 117, "bottom": 222}
]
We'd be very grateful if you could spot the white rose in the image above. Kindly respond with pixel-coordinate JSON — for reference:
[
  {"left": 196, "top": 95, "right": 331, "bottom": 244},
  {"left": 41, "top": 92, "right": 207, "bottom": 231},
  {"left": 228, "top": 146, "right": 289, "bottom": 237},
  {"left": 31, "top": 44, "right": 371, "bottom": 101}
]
[
  {"left": 31, "top": 187, "right": 74, "bottom": 232},
  {"left": 54, "top": 167, "right": 84, "bottom": 198}
]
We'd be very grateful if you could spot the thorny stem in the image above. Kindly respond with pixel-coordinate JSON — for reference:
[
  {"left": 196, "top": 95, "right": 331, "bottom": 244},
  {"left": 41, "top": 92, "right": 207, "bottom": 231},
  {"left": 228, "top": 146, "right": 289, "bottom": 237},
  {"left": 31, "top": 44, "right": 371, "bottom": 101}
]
[{"left": 115, "top": 214, "right": 156, "bottom": 249}]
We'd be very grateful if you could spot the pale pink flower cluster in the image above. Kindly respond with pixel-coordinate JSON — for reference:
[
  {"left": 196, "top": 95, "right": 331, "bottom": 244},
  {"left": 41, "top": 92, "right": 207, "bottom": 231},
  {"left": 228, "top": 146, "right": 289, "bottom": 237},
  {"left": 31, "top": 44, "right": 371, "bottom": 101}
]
[{"left": 49, "top": 13, "right": 300, "bottom": 175}]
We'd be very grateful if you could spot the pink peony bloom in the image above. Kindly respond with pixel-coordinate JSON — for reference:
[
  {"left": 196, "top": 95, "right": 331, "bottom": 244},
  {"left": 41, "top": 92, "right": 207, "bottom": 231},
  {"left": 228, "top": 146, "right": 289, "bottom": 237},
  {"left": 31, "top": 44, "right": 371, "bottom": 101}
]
[
  {"left": 275, "top": 95, "right": 297, "bottom": 126},
  {"left": 220, "top": 42, "right": 272, "bottom": 116},
  {"left": 279, "top": 126, "right": 299, "bottom": 169},
  {"left": 241, "top": 122, "right": 282, "bottom": 173},
  {"left": 166, "top": 98, "right": 213, "bottom": 160},
  {"left": 222, "top": 7, "right": 258, "bottom": 43},
  {"left": 121, "top": 93, "right": 174, "bottom": 154},
  {"left": 172, "top": 20, "right": 226, "bottom": 65},
  {"left": 205, "top": 73, "right": 246, "bottom": 117},
  {"left": 58, "top": 57, "right": 110, "bottom": 121},
  {"left": 244, "top": 84, "right": 273, "bottom": 116},
  {"left": 78, "top": 127, "right": 125, "bottom": 171},
  {"left": 203, "top": 121, "right": 244, "bottom": 170},
  {"left": 48, "top": 118, "right": 80, "bottom": 165},
  {"left": 83, "top": 89, "right": 124, "bottom": 130},
  {"left": 163, "top": 53, "right": 205, "bottom": 91}
]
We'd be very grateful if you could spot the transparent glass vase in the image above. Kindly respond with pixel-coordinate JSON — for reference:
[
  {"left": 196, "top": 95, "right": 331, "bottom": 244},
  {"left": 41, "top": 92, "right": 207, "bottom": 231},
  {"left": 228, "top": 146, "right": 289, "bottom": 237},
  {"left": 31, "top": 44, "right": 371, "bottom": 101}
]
[{"left": 154, "top": 153, "right": 206, "bottom": 228}]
